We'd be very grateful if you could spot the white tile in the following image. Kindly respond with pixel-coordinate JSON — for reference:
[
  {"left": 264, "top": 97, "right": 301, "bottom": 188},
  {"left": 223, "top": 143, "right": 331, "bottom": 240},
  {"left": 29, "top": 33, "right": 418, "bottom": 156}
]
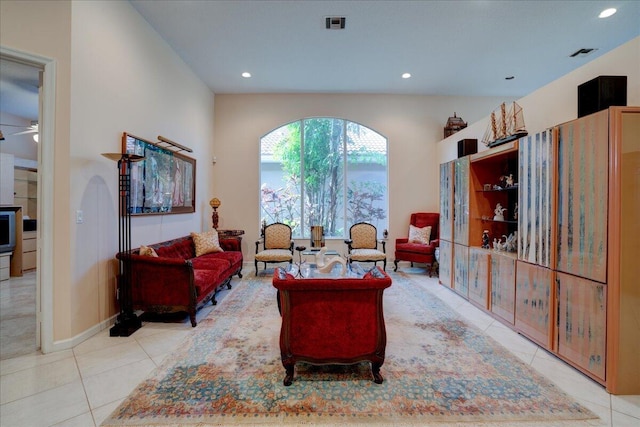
[
  {"left": 611, "top": 409, "right": 640, "bottom": 427},
  {"left": 576, "top": 397, "right": 611, "bottom": 426},
  {"left": 454, "top": 302, "right": 496, "bottom": 331},
  {"left": 0, "top": 349, "right": 74, "bottom": 376},
  {"left": 51, "top": 411, "right": 96, "bottom": 427},
  {"left": 531, "top": 356, "right": 611, "bottom": 407},
  {"left": 484, "top": 323, "right": 539, "bottom": 357},
  {"left": 0, "top": 356, "right": 80, "bottom": 404},
  {"left": 91, "top": 400, "right": 122, "bottom": 427},
  {"left": 72, "top": 329, "right": 134, "bottom": 356},
  {"left": 135, "top": 328, "right": 190, "bottom": 359},
  {"left": 0, "top": 379, "right": 89, "bottom": 427},
  {"left": 611, "top": 394, "right": 640, "bottom": 419},
  {"left": 75, "top": 340, "right": 148, "bottom": 379},
  {"left": 82, "top": 358, "right": 156, "bottom": 409}
]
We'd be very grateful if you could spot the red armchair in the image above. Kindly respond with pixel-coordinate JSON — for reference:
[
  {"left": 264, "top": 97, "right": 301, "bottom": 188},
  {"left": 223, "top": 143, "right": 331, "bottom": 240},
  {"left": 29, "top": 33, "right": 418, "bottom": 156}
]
[
  {"left": 393, "top": 212, "right": 440, "bottom": 275},
  {"left": 272, "top": 267, "right": 392, "bottom": 386}
]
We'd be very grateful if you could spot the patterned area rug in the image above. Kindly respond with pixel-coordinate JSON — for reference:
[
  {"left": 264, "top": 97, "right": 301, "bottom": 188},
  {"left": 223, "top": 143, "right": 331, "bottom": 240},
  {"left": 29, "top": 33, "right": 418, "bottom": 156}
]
[{"left": 102, "top": 271, "right": 596, "bottom": 426}]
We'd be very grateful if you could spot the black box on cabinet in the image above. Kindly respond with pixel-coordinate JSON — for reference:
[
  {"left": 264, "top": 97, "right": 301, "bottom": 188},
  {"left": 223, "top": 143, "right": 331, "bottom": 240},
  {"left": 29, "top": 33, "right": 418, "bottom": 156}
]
[
  {"left": 457, "top": 139, "right": 477, "bottom": 158},
  {"left": 578, "top": 76, "right": 627, "bottom": 118}
]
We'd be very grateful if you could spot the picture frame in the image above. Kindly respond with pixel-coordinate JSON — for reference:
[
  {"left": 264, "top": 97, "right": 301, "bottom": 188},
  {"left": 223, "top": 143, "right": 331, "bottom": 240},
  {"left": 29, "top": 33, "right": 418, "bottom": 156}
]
[{"left": 122, "top": 132, "right": 196, "bottom": 215}]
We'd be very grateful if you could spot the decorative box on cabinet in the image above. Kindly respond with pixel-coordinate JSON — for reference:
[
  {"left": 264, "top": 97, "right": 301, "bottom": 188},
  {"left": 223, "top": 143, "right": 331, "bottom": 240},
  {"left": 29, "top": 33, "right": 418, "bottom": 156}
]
[
  {"left": 490, "top": 252, "right": 516, "bottom": 325},
  {"left": 452, "top": 243, "right": 469, "bottom": 298},
  {"left": 515, "top": 261, "right": 553, "bottom": 349},
  {"left": 518, "top": 131, "right": 553, "bottom": 267},
  {"left": 468, "top": 247, "right": 490, "bottom": 309},
  {"left": 438, "top": 240, "right": 453, "bottom": 289},
  {"left": 556, "top": 272, "right": 606, "bottom": 382}
]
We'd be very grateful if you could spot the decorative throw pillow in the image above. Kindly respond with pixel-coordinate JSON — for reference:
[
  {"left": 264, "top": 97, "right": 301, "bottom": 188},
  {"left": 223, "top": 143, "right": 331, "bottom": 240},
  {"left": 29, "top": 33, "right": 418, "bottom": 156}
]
[
  {"left": 139, "top": 245, "right": 158, "bottom": 257},
  {"left": 191, "top": 229, "right": 224, "bottom": 257},
  {"left": 408, "top": 225, "right": 431, "bottom": 245}
]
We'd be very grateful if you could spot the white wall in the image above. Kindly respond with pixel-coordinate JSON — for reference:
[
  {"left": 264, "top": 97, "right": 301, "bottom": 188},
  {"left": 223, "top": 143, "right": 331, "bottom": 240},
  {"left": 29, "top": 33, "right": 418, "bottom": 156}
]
[
  {"left": 2, "top": 0, "right": 215, "bottom": 347},
  {"left": 438, "top": 37, "right": 640, "bottom": 163},
  {"left": 68, "top": 1, "right": 215, "bottom": 337},
  {"left": 213, "top": 93, "right": 509, "bottom": 256}
]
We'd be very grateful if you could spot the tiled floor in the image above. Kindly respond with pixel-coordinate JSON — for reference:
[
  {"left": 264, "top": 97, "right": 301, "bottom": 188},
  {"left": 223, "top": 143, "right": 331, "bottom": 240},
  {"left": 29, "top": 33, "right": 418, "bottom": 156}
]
[{"left": 0, "top": 267, "right": 638, "bottom": 427}]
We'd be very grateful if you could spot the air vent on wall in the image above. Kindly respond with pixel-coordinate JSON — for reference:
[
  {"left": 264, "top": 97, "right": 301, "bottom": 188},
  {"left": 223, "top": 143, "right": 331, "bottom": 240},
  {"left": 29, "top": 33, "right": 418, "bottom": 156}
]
[
  {"left": 325, "top": 16, "right": 346, "bottom": 29},
  {"left": 570, "top": 48, "right": 597, "bottom": 58}
]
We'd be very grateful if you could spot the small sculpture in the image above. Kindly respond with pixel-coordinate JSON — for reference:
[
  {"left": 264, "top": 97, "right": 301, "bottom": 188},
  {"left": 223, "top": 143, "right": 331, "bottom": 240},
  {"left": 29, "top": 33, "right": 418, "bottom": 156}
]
[
  {"left": 317, "top": 256, "right": 348, "bottom": 276},
  {"left": 505, "top": 174, "right": 515, "bottom": 187},
  {"left": 513, "top": 202, "right": 519, "bottom": 220},
  {"left": 315, "top": 247, "right": 328, "bottom": 267},
  {"left": 493, "top": 203, "right": 507, "bottom": 221},
  {"left": 482, "top": 230, "right": 490, "bottom": 249}
]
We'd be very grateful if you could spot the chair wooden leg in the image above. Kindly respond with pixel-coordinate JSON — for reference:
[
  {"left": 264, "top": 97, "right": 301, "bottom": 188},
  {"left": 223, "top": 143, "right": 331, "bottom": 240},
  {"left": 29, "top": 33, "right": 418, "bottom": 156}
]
[{"left": 393, "top": 260, "right": 399, "bottom": 271}]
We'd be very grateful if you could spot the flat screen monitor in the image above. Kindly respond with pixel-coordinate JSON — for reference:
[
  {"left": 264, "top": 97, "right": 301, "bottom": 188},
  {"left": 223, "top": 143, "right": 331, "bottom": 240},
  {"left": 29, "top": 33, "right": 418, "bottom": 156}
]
[{"left": 0, "top": 211, "right": 17, "bottom": 253}]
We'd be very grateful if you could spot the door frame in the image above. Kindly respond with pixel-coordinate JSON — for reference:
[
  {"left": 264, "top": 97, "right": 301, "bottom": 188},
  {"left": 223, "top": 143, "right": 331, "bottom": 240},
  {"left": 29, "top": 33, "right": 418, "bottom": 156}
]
[{"left": 1, "top": 46, "right": 56, "bottom": 354}]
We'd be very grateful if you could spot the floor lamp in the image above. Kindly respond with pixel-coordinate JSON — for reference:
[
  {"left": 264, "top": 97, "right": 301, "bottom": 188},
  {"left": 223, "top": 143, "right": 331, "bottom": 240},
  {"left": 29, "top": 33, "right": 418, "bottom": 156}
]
[{"left": 102, "top": 153, "right": 145, "bottom": 337}]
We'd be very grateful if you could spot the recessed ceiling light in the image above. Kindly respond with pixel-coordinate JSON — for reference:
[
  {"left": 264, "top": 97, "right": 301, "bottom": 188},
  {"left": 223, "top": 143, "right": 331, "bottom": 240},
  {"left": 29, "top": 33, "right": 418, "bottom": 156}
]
[
  {"left": 505, "top": 76, "right": 515, "bottom": 80},
  {"left": 599, "top": 8, "right": 616, "bottom": 18},
  {"left": 402, "top": 73, "right": 411, "bottom": 79},
  {"left": 241, "top": 72, "right": 251, "bottom": 78}
]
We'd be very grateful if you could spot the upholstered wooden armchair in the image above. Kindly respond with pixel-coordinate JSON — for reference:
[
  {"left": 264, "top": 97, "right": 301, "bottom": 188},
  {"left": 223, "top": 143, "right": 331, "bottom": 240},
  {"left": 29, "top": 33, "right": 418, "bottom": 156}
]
[
  {"left": 345, "top": 222, "right": 387, "bottom": 270},
  {"left": 255, "top": 222, "right": 294, "bottom": 275},
  {"left": 394, "top": 212, "right": 439, "bottom": 275}
]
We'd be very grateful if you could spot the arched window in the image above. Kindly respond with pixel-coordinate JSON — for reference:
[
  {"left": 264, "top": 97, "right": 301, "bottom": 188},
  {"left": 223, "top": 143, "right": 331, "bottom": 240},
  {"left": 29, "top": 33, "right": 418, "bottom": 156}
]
[{"left": 260, "top": 118, "right": 388, "bottom": 239}]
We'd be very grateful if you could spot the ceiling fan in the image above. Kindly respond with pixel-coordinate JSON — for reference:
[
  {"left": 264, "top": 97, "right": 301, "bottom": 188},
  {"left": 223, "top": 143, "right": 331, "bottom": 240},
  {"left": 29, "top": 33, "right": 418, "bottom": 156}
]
[{"left": 0, "top": 121, "right": 38, "bottom": 141}]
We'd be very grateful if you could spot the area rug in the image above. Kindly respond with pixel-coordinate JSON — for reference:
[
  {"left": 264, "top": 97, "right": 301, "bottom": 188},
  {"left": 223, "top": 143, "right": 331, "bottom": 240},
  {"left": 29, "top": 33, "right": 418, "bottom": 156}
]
[{"left": 102, "top": 271, "right": 597, "bottom": 426}]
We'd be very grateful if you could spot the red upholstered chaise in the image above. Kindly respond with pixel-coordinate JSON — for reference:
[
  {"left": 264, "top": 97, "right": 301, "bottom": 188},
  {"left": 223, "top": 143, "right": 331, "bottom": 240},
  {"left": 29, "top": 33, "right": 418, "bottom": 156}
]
[{"left": 117, "top": 235, "right": 242, "bottom": 327}]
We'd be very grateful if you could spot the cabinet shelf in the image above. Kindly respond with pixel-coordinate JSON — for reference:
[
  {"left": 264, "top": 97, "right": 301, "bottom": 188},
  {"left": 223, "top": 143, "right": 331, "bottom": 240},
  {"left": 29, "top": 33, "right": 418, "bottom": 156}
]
[
  {"left": 478, "top": 218, "right": 517, "bottom": 224},
  {"left": 476, "top": 187, "right": 518, "bottom": 193}
]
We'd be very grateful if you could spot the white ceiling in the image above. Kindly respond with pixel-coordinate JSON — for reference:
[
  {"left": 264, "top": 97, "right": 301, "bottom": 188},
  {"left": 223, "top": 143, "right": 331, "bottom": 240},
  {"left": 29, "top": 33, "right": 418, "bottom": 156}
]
[
  {"left": 130, "top": 0, "right": 640, "bottom": 96},
  {"left": 1, "top": 1, "right": 639, "bottom": 123}
]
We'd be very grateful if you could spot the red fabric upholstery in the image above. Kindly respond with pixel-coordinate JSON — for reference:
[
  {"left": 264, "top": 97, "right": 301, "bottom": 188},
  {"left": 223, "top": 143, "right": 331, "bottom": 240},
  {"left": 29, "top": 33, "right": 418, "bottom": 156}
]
[
  {"left": 118, "top": 235, "right": 243, "bottom": 327},
  {"left": 393, "top": 212, "right": 440, "bottom": 272},
  {"left": 272, "top": 267, "right": 392, "bottom": 385}
]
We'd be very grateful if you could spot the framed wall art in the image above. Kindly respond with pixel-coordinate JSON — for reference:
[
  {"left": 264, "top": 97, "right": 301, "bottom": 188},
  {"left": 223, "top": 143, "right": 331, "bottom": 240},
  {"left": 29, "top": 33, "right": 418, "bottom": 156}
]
[{"left": 122, "top": 132, "right": 196, "bottom": 215}]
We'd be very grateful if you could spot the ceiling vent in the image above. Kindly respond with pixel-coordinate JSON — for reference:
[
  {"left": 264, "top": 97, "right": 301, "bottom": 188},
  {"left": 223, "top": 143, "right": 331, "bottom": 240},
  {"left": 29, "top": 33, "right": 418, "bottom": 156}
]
[
  {"left": 325, "top": 17, "right": 346, "bottom": 29},
  {"left": 570, "top": 48, "right": 597, "bottom": 58}
]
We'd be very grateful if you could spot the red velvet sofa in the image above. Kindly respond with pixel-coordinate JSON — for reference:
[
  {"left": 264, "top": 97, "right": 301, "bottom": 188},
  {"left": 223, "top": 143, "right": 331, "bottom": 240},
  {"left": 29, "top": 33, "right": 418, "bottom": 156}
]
[
  {"left": 393, "top": 212, "right": 440, "bottom": 275},
  {"left": 117, "top": 236, "right": 243, "bottom": 327},
  {"left": 272, "top": 267, "right": 392, "bottom": 386}
]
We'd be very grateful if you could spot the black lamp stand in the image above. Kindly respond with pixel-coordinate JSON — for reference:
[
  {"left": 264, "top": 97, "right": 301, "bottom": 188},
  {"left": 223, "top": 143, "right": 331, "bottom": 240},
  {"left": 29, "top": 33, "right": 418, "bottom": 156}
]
[{"left": 103, "top": 153, "right": 144, "bottom": 337}]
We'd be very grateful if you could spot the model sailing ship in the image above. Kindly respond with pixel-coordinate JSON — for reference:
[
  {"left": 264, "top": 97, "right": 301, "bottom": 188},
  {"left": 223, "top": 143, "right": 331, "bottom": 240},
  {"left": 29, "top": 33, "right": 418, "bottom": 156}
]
[{"left": 482, "top": 102, "right": 528, "bottom": 147}]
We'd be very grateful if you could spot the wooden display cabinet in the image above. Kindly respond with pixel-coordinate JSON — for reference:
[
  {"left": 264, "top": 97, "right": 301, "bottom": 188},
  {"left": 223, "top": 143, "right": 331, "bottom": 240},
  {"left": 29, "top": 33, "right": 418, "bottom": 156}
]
[
  {"left": 490, "top": 252, "right": 516, "bottom": 325},
  {"left": 515, "top": 261, "right": 554, "bottom": 349},
  {"left": 556, "top": 271, "right": 607, "bottom": 382},
  {"left": 452, "top": 157, "right": 469, "bottom": 246},
  {"left": 452, "top": 243, "right": 469, "bottom": 298},
  {"left": 468, "top": 247, "right": 490, "bottom": 309},
  {"left": 438, "top": 239, "right": 453, "bottom": 289},
  {"left": 439, "top": 162, "right": 454, "bottom": 242},
  {"left": 468, "top": 141, "right": 518, "bottom": 249}
]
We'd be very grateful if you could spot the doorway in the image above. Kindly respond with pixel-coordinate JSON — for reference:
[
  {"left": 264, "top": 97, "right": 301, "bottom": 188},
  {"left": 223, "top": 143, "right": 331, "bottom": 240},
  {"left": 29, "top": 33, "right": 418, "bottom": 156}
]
[{"left": 0, "top": 47, "right": 55, "bottom": 357}]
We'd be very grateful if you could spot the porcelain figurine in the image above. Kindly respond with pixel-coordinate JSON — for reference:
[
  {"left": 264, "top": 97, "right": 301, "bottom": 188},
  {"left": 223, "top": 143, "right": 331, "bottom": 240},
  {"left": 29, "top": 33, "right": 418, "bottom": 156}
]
[
  {"left": 505, "top": 174, "right": 515, "bottom": 187},
  {"left": 493, "top": 203, "right": 507, "bottom": 221},
  {"left": 482, "top": 230, "right": 490, "bottom": 249}
]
